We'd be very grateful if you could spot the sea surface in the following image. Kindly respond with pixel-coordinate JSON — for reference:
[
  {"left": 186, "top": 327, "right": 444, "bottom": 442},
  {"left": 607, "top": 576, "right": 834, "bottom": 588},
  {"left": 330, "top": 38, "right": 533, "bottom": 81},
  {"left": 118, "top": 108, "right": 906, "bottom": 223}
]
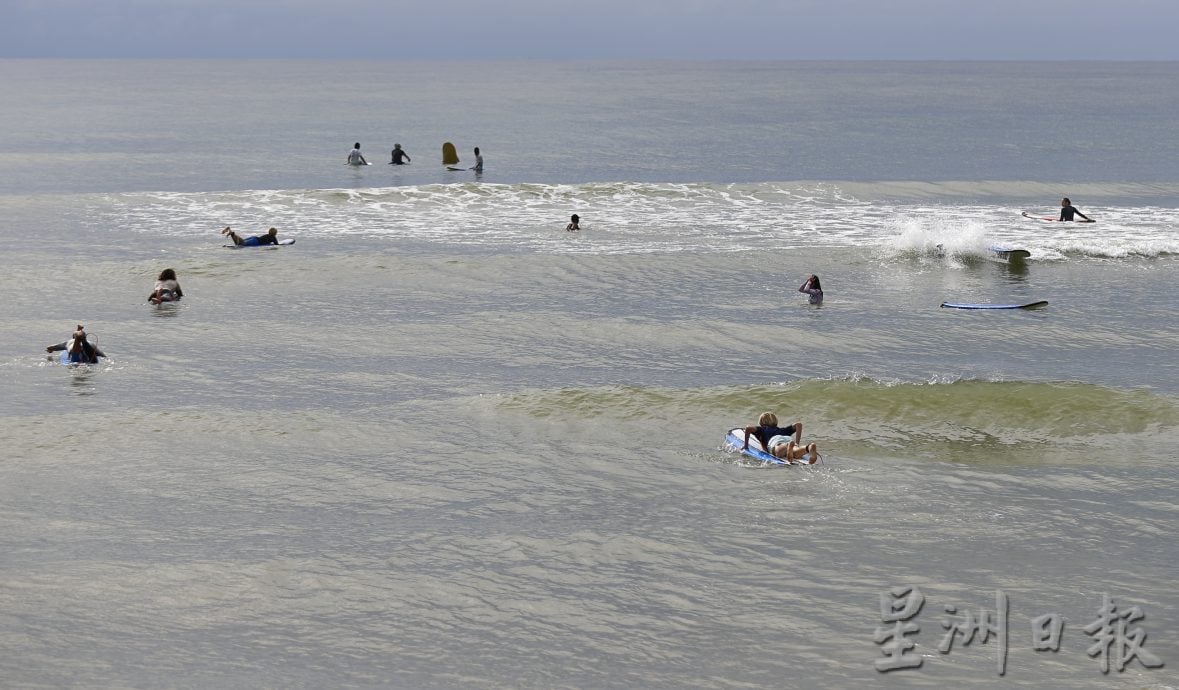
[{"left": 1, "top": 60, "right": 1178, "bottom": 689}]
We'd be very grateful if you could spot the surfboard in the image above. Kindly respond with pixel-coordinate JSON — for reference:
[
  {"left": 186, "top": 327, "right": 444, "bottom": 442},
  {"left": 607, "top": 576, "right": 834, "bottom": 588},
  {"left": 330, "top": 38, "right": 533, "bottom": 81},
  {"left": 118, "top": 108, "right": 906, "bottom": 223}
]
[
  {"left": 55, "top": 351, "right": 103, "bottom": 365},
  {"left": 723, "top": 428, "right": 815, "bottom": 466},
  {"left": 445, "top": 166, "right": 466, "bottom": 171},
  {"left": 989, "top": 246, "right": 1031, "bottom": 262},
  {"left": 1022, "top": 211, "right": 1095, "bottom": 223},
  {"left": 53, "top": 338, "right": 101, "bottom": 364},
  {"left": 223, "top": 238, "right": 295, "bottom": 249},
  {"left": 940, "top": 300, "right": 1048, "bottom": 310},
  {"left": 442, "top": 142, "right": 459, "bottom": 166}
]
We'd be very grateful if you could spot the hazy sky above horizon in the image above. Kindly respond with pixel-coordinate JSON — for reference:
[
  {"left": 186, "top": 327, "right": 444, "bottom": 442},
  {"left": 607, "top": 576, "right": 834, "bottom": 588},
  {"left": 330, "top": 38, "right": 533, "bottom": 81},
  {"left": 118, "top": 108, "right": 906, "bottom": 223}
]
[{"left": 3, "top": 0, "right": 1177, "bottom": 60}]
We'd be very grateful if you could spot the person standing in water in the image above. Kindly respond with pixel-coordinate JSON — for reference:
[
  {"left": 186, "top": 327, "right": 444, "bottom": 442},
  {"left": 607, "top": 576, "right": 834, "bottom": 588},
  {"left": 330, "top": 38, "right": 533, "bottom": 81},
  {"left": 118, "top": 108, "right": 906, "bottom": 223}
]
[
  {"left": 390, "top": 144, "right": 411, "bottom": 164},
  {"left": 470, "top": 146, "right": 483, "bottom": 173},
  {"left": 566, "top": 214, "right": 580, "bottom": 231},
  {"left": 347, "top": 142, "right": 368, "bottom": 166},
  {"left": 798, "top": 274, "right": 823, "bottom": 304},
  {"left": 1059, "top": 197, "right": 1092, "bottom": 222}
]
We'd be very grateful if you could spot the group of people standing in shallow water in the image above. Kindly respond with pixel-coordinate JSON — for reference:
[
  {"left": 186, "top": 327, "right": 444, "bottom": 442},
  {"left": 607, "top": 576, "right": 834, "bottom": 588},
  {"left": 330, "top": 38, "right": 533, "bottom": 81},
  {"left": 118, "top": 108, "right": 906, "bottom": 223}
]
[{"left": 346, "top": 142, "right": 483, "bottom": 173}]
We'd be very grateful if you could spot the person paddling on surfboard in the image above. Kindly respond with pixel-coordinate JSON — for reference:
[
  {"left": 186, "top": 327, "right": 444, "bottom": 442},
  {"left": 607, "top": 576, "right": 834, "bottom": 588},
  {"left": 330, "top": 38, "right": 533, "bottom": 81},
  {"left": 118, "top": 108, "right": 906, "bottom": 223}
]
[
  {"left": 148, "top": 268, "right": 184, "bottom": 304},
  {"left": 222, "top": 226, "right": 280, "bottom": 247},
  {"left": 1059, "top": 197, "right": 1092, "bottom": 222},
  {"left": 46, "top": 325, "right": 106, "bottom": 364},
  {"left": 347, "top": 142, "right": 368, "bottom": 166},
  {"left": 390, "top": 143, "right": 411, "bottom": 165},
  {"left": 741, "top": 412, "right": 814, "bottom": 463}
]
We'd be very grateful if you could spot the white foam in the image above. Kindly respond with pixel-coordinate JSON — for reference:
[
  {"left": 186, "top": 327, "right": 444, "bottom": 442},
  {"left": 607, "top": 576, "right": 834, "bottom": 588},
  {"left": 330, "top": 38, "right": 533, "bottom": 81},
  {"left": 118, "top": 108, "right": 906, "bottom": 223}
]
[{"left": 101, "top": 182, "right": 1179, "bottom": 257}]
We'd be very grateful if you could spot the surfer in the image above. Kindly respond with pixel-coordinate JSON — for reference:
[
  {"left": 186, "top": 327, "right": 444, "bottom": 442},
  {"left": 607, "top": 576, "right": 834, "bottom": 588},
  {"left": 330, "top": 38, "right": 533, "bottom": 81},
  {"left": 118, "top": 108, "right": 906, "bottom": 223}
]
[
  {"left": 347, "top": 142, "right": 368, "bottom": 166},
  {"left": 741, "top": 412, "right": 804, "bottom": 461},
  {"left": 566, "top": 214, "right": 580, "bottom": 231},
  {"left": 390, "top": 143, "right": 411, "bottom": 165},
  {"left": 798, "top": 274, "right": 823, "bottom": 304},
  {"left": 470, "top": 146, "right": 483, "bottom": 173},
  {"left": 1059, "top": 198, "right": 1091, "bottom": 222},
  {"left": 148, "top": 268, "right": 184, "bottom": 304},
  {"left": 222, "top": 226, "right": 280, "bottom": 247},
  {"left": 46, "top": 325, "right": 106, "bottom": 364}
]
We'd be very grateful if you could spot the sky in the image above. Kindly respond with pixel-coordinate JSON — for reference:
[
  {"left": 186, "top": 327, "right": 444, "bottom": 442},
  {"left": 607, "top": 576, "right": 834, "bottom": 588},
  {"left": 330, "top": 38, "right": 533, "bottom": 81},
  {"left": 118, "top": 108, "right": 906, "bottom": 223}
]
[{"left": 2, "top": 0, "right": 1178, "bottom": 60}]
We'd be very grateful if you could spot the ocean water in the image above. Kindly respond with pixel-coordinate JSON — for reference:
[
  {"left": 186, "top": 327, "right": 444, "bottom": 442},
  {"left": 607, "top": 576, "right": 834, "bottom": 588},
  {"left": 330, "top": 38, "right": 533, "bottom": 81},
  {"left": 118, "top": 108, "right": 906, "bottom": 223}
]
[{"left": 1, "top": 60, "right": 1178, "bottom": 689}]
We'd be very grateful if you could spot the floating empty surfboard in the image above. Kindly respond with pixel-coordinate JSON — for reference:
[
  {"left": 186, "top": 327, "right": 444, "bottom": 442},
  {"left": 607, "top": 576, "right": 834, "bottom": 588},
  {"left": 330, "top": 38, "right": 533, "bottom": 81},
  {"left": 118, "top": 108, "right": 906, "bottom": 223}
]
[{"left": 940, "top": 300, "right": 1048, "bottom": 310}]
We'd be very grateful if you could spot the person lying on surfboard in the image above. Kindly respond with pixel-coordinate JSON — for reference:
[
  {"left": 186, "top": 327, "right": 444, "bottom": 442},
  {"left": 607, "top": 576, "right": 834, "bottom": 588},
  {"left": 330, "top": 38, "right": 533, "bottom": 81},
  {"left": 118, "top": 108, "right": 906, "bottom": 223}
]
[
  {"left": 222, "top": 226, "right": 280, "bottom": 247},
  {"left": 1059, "top": 197, "right": 1092, "bottom": 222},
  {"left": 148, "top": 268, "right": 183, "bottom": 304},
  {"left": 46, "top": 325, "right": 106, "bottom": 364},
  {"left": 741, "top": 411, "right": 814, "bottom": 462}
]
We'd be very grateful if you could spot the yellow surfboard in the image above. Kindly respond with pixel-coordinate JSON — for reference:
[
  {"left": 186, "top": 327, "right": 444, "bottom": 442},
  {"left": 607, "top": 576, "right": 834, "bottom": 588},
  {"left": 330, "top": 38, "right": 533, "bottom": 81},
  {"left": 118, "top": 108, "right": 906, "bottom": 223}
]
[{"left": 442, "top": 142, "right": 459, "bottom": 166}]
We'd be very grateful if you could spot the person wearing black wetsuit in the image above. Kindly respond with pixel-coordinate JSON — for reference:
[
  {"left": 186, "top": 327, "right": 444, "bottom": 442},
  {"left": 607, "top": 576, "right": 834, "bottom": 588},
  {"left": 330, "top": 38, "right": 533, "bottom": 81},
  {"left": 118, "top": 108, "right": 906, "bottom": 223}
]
[
  {"left": 46, "top": 326, "right": 106, "bottom": 364},
  {"left": 1059, "top": 197, "right": 1092, "bottom": 222},
  {"left": 222, "top": 226, "right": 280, "bottom": 246}
]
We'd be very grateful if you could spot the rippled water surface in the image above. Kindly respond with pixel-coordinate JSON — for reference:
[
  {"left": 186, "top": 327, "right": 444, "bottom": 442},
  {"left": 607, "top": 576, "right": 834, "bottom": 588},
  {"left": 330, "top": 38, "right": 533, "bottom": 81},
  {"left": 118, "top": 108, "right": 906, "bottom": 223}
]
[{"left": 1, "top": 60, "right": 1177, "bottom": 689}]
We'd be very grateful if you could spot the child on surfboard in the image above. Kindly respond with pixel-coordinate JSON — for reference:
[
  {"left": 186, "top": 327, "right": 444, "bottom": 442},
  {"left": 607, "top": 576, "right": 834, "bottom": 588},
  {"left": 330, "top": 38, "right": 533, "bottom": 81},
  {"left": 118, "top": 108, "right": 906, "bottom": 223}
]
[
  {"left": 222, "top": 226, "right": 281, "bottom": 247},
  {"left": 148, "top": 268, "right": 183, "bottom": 304},
  {"left": 741, "top": 412, "right": 816, "bottom": 463}
]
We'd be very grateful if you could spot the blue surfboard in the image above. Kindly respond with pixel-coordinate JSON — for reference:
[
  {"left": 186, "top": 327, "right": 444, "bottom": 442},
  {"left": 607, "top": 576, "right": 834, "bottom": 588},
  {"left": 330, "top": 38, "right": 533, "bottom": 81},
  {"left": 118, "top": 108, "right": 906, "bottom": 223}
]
[
  {"left": 723, "top": 428, "right": 815, "bottom": 466},
  {"left": 56, "top": 350, "right": 97, "bottom": 365},
  {"left": 223, "top": 238, "right": 295, "bottom": 249},
  {"left": 941, "top": 300, "right": 1048, "bottom": 310}
]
